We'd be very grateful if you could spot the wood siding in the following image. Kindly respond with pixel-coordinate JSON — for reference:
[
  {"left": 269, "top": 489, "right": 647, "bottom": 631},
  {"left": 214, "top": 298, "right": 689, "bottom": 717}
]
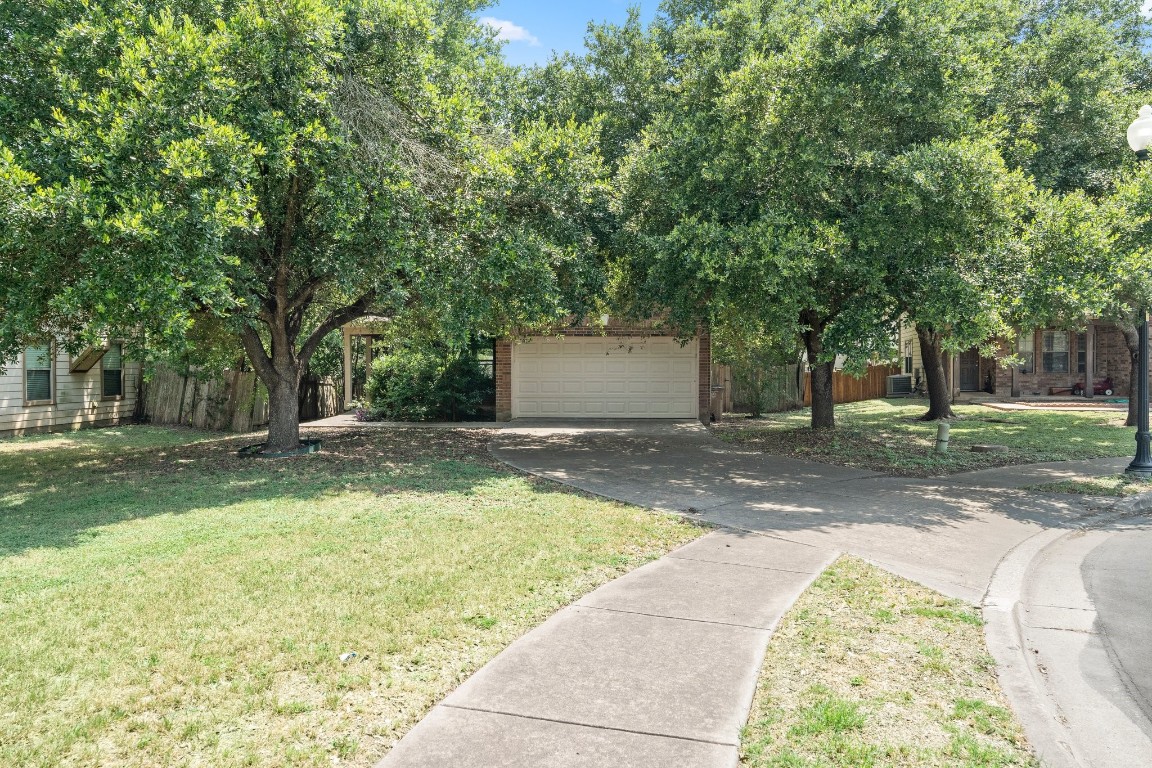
[{"left": 0, "top": 349, "right": 140, "bottom": 437}]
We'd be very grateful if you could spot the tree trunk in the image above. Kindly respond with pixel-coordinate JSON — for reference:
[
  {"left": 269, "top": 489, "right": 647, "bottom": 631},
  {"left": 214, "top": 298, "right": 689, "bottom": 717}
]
[
  {"left": 809, "top": 360, "right": 835, "bottom": 428},
  {"left": 915, "top": 325, "right": 956, "bottom": 421},
  {"left": 265, "top": 369, "right": 303, "bottom": 453},
  {"left": 1120, "top": 322, "right": 1140, "bottom": 428},
  {"left": 801, "top": 314, "right": 835, "bottom": 429}
]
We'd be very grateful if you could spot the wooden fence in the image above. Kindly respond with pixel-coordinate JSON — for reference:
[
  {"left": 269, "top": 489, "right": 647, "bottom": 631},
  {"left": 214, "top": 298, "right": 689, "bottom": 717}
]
[
  {"left": 802, "top": 363, "right": 901, "bottom": 406},
  {"left": 713, "top": 362, "right": 899, "bottom": 415},
  {"left": 140, "top": 366, "right": 339, "bottom": 432},
  {"left": 714, "top": 363, "right": 805, "bottom": 415}
]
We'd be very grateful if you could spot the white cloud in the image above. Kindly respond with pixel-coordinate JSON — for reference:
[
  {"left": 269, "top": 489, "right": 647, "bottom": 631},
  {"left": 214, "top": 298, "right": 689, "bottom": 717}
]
[
  {"left": 479, "top": 17, "right": 541, "bottom": 46},
  {"left": 1144, "top": 1, "right": 1152, "bottom": 17}
]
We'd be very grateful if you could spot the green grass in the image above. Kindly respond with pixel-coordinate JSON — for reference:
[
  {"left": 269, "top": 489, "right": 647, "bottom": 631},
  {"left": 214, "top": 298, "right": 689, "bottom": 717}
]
[
  {"left": 740, "top": 557, "right": 1037, "bottom": 768},
  {"left": 1025, "top": 474, "right": 1152, "bottom": 497},
  {"left": 714, "top": 399, "right": 1135, "bottom": 476},
  {"left": 0, "top": 425, "right": 701, "bottom": 767}
]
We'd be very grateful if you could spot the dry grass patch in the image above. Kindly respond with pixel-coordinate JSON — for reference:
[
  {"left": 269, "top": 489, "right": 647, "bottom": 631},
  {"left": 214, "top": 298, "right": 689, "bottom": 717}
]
[
  {"left": 1025, "top": 474, "right": 1152, "bottom": 498},
  {"left": 0, "top": 425, "right": 702, "bottom": 767},
  {"left": 741, "top": 557, "right": 1037, "bottom": 767},
  {"left": 714, "top": 400, "right": 1133, "bottom": 477}
]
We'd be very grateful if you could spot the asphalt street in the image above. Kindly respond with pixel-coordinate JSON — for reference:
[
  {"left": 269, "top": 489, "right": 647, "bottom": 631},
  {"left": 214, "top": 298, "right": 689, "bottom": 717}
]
[{"left": 1084, "top": 529, "right": 1152, "bottom": 732}]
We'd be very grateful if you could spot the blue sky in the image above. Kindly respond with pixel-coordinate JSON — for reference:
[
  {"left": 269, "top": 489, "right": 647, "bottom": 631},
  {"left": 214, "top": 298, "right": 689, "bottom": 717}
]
[{"left": 480, "top": 1, "right": 659, "bottom": 67}]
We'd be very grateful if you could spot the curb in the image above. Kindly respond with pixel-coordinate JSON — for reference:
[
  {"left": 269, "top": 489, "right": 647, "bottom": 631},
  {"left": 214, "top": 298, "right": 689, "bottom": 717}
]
[
  {"left": 983, "top": 528, "right": 1080, "bottom": 768},
  {"left": 1106, "top": 488, "right": 1152, "bottom": 518}
]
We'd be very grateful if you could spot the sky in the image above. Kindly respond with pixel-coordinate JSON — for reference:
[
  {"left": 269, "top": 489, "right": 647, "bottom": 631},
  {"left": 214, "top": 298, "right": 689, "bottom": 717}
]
[
  {"left": 485, "top": 3, "right": 1152, "bottom": 67},
  {"left": 480, "top": 1, "right": 659, "bottom": 67}
]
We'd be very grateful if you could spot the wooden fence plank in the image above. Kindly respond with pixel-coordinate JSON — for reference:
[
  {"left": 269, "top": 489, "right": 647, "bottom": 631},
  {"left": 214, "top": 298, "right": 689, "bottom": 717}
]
[
  {"left": 141, "top": 366, "right": 336, "bottom": 432},
  {"left": 802, "top": 363, "right": 900, "bottom": 407}
]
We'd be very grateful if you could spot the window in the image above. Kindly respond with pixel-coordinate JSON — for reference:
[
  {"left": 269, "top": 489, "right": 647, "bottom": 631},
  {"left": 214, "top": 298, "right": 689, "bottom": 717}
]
[
  {"left": 24, "top": 344, "right": 53, "bottom": 404},
  {"left": 101, "top": 343, "right": 123, "bottom": 399},
  {"left": 1043, "top": 330, "right": 1069, "bottom": 373},
  {"left": 904, "top": 340, "right": 913, "bottom": 374},
  {"left": 1016, "top": 333, "right": 1034, "bottom": 374},
  {"left": 1077, "top": 333, "right": 1087, "bottom": 375}
]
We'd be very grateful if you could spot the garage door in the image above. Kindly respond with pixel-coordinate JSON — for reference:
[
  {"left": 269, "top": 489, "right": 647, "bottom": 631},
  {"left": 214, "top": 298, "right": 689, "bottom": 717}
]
[{"left": 512, "top": 336, "right": 699, "bottom": 419}]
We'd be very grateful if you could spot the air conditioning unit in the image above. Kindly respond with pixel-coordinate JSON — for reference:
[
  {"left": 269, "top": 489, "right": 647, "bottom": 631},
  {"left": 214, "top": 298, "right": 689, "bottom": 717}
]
[{"left": 887, "top": 374, "right": 913, "bottom": 397}]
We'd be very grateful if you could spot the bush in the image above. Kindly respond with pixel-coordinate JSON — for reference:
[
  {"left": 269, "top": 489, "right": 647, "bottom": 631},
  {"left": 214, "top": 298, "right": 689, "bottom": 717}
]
[{"left": 365, "top": 347, "right": 493, "bottom": 421}]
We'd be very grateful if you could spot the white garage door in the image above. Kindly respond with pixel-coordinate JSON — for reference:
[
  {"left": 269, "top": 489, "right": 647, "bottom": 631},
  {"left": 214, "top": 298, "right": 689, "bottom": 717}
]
[{"left": 512, "top": 336, "right": 699, "bottom": 419}]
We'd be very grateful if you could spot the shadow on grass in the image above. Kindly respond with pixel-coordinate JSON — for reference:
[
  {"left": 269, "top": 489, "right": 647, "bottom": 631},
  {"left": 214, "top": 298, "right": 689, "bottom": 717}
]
[{"left": 0, "top": 425, "right": 518, "bottom": 559}]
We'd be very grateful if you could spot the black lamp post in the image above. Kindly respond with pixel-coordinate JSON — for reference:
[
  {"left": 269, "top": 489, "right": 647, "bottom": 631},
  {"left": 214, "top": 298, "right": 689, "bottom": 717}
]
[{"left": 1125, "top": 106, "right": 1152, "bottom": 477}]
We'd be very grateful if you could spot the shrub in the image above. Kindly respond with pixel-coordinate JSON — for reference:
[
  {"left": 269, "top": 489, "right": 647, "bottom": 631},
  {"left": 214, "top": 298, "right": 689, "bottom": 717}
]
[{"left": 365, "top": 347, "right": 493, "bottom": 421}]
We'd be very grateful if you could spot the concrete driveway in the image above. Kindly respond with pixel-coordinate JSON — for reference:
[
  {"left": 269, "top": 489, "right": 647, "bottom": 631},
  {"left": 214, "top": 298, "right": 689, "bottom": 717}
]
[
  {"left": 379, "top": 419, "right": 1150, "bottom": 768},
  {"left": 491, "top": 419, "right": 1098, "bottom": 604}
]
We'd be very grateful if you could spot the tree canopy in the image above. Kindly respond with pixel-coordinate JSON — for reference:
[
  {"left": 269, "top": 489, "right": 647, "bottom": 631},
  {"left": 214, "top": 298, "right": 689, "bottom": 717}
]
[{"left": 0, "top": 0, "right": 611, "bottom": 451}]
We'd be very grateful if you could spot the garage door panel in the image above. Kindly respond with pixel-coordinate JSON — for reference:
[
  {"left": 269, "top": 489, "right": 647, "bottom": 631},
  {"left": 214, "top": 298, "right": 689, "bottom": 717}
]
[{"left": 513, "top": 336, "right": 697, "bottom": 419}]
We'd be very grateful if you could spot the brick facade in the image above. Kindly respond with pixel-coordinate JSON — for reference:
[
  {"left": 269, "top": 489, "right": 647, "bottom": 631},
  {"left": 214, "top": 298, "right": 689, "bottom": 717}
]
[
  {"left": 993, "top": 323, "right": 1146, "bottom": 396},
  {"left": 494, "top": 339, "right": 512, "bottom": 421},
  {"left": 699, "top": 332, "right": 712, "bottom": 422},
  {"left": 495, "top": 324, "right": 711, "bottom": 423}
]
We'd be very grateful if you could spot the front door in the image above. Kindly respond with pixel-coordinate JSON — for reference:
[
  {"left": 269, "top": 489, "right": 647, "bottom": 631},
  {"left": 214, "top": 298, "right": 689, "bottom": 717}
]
[{"left": 959, "top": 349, "right": 981, "bottom": 391}]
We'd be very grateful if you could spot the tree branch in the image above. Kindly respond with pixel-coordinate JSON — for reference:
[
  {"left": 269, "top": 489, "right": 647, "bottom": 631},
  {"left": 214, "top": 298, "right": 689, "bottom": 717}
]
[
  {"left": 238, "top": 324, "right": 277, "bottom": 385},
  {"left": 287, "top": 274, "right": 327, "bottom": 315},
  {"left": 297, "top": 291, "right": 379, "bottom": 372}
]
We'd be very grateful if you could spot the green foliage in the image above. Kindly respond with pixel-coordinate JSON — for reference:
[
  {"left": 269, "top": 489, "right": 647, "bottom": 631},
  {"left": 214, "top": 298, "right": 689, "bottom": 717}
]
[
  {"left": 365, "top": 346, "right": 492, "bottom": 421},
  {"left": 307, "top": 330, "right": 346, "bottom": 381},
  {"left": 606, "top": 0, "right": 1034, "bottom": 426},
  {"left": 714, "top": 323, "right": 802, "bottom": 417},
  {"left": 0, "top": 0, "right": 610, "bottom": 448}
]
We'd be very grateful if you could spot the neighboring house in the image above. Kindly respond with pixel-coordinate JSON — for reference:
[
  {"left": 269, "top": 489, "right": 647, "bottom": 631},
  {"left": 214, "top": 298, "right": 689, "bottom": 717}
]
[
  {"left": 897, "top": 321, "right": 1143, "bottom": 398},
  {"left": 342, "top": 318, "right": 713, "bottom": 423},
  {"left": 0, "top": 342, "right": 141, "bottom": 437}
]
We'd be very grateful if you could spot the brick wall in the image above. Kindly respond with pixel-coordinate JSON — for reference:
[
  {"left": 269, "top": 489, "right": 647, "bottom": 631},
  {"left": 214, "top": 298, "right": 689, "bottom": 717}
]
[
  {"left": 993, "top": 323, "right": 1147, "bottom": 396},
  {"left": 495, "top": 339, "right": 512, "bottom": 421}
]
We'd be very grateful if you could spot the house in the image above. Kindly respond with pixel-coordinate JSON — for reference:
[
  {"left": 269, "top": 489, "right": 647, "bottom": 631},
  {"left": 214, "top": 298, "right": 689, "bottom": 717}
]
[
  {"left": 897, "top": 321, "right": 1143, "bottom": 398},
  {"left": 0, "top": 342, "right": 141, "bottom": 437},
  {"left": 342, "top": 318, "right": 713, "bottom": 423}
]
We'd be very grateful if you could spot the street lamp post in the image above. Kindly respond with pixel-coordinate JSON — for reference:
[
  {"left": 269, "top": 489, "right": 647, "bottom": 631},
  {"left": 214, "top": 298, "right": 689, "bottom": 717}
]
[{"left": 1124, "top": 106, "right": 1152, "bottom": 477}]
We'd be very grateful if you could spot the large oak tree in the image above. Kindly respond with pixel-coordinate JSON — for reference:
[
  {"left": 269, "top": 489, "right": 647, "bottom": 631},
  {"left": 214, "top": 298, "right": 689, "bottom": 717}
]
[{"left": 0, "top": 0, "right": 609, "bottom": 452}]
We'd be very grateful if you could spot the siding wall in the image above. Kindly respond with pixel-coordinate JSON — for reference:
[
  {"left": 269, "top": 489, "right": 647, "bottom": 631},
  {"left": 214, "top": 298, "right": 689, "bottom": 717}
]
[
  {"left": 0, "top": 349, "right": 140, "bottom": 437},
  {"left": 897, "top": 322, "right": 925, "bottom": 380}
]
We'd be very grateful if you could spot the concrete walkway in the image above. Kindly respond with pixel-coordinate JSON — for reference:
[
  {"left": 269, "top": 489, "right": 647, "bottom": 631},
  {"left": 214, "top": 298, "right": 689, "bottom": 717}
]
[
  {"left": 381, "top": 530, "right": 838, "bottom": 767},
  {"left": 378, "top": 419, "right": 1149, "bottom": 767}
]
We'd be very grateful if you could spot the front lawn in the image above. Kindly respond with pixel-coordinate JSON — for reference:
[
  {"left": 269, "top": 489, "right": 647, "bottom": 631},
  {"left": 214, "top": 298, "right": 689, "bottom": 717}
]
[
  {"left": 741, "top": 557, "right": 1037, "bottom": 767},
  {"left": 0, "top": 426, "right": 700, "bottom": 767},
  {"left": 713, "top": 400, "right": 1135, "bottom": 476}
]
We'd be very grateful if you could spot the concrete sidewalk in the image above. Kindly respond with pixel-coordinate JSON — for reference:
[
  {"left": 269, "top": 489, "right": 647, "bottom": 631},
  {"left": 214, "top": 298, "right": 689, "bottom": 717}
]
[
  {"left": 378, "top": 419, "right": 1148, "bottom": 767},
  {"left": 379, "top": 530, "right": 839, "bottom": 768}
]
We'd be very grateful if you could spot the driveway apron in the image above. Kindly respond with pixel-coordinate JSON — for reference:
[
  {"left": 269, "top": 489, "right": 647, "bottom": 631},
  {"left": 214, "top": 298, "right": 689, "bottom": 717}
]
[{"left": 378, "top": 419, "right": 1116, "bottom": 767}]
